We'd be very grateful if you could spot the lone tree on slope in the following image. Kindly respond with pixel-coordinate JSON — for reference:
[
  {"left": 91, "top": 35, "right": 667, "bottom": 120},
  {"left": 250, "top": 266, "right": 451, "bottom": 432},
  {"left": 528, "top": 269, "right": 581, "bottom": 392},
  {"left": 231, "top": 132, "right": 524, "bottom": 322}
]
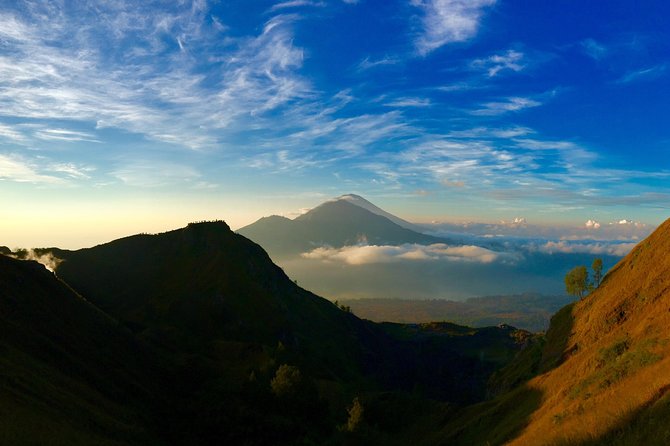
[
  {"left": 565, "top": 265, "right": 589, "bottom": 299},
  {"left": 592, "top": 258, "right": 603, "bottom": 287}
]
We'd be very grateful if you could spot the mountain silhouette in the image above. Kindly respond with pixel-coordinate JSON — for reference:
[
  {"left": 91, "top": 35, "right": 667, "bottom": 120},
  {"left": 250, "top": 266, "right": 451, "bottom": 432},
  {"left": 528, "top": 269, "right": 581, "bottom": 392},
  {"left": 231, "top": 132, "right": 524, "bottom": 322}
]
[
  {"left": 52, "top": 221, "right": 519, "bottom": 394},
  {"left": 238, "top": 195, "right": 445, "bottom": 258},
  {"left": 0, "top": 255, "right": 164, "bottom": 445},
  {"left": 333, "top": 194, "right": 425, "bottom": 231},
  {"left": 0, "top": 221, "right": 541, "bottom": 444}
]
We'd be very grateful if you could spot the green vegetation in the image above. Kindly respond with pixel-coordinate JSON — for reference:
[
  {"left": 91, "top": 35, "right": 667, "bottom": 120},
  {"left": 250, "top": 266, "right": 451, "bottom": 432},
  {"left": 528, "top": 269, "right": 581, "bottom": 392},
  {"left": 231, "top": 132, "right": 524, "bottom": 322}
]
[
  {"left": 592, "top": 258, "right": 604, "bottom": 287},
  {"left": 565, "top": 258, "right": 605, "bottom": 299},
  {"left": 344, "top": 397, "right": 364, "bottom": 432},
  {"left": 565, "top": 265, "right": 589, "bottom": 299},
  {"left": 570, "top": 340, "right": 661, "bottom": 399}
]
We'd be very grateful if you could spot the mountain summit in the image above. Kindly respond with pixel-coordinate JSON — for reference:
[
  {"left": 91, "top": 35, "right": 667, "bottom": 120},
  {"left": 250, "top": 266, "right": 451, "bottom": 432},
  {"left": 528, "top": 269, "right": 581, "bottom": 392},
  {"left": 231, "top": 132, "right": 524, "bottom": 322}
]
[
  {"left": 237, "top": 194, "right": 444, "bottom": 258},
  {"left": 330, "top": 194, "right": 424, "bottom": 231}
]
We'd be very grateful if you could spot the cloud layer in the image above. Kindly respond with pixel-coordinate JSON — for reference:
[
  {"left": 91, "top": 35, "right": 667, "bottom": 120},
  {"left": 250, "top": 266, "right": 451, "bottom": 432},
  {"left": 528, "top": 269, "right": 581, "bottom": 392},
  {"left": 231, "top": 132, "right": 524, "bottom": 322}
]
[{"left": 302, "top": 243, "right": 514, "bottom": 265}]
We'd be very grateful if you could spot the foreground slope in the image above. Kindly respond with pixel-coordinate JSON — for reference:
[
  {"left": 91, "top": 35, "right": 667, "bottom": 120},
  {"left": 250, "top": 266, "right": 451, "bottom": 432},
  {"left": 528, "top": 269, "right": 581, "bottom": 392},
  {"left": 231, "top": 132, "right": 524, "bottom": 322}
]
[
  {"left": 238, "top": 197, "right": 443, "bottom": 258},
  {"left": 433, "top": 218, "right": 670, "bottom": 445},
  {"left": 0, "top": 255, "right": 163, "bottom": 445}
]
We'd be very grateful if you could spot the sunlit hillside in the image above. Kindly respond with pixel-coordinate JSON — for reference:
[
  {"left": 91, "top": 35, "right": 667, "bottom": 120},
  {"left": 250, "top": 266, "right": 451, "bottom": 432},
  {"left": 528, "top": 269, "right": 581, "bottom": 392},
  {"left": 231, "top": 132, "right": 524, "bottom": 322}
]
[{"left": 432, "top": 218, "right": 670, "bottom": 445}]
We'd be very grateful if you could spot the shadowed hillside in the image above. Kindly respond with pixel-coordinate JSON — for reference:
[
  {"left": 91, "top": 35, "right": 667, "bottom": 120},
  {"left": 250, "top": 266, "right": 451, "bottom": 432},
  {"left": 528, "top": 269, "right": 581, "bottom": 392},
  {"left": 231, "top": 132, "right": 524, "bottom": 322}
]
[
  {"left": 33, "top": 221, "right": 530, "bottom": 444},
  {"left": 52, "top": 222, "right": 523, "bottom": 395},
  {"left": 430, "top": 217, "right": 670, "bottom": 445},
  {"left": 0, "top": 255, "right": 165, "bottom": 445}
]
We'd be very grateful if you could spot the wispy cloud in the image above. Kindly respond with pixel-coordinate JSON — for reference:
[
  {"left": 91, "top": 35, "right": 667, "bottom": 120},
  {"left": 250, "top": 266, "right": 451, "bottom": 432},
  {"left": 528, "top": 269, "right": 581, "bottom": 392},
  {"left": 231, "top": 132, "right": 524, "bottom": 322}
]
[
  {"left": 48, "top": 162, "right": 95, "bottom": 180},
  {"left": 0, "top": 123, "right": 27, "bottom": 142},
  {"left": 412, "top": 0, "right": 497, "bottom": 55},
  {"left": 471, "top": 49, "right": 525, "bottom": 77},
  {"left": 437, "top": 81, "right": 486, "bottom": 92},
  {"left": 34, "top": 128, "right": 100, "bottom": 143},
  {"left": 0, "top": 153, "right": 64, "bottom": 184},
  {"left": 269, "top": 1, "right": 326, "bottom": 12},
  {"left": 111, "top": 161, "right": 201, "bottom": 187},
  {"left": 471, "top": 97, "right": 542, "bottom": 115},
  {"left": 356, "top": 55, "right": 399, "bottom": 71},
  {"left": 0, "top": 4, "right": 312, "bottom": 150},
  {"left": 581, "top": 38, "right": 607, "bottom": 60},
  {"left": 615, "top": 64, "right": 667, "bottom": 84},
  {"left": 384, "top": 97, "right": 432, "bottom": 107},
  {"left": 447, "top": 126, "right": 534, "bottom": 139}
]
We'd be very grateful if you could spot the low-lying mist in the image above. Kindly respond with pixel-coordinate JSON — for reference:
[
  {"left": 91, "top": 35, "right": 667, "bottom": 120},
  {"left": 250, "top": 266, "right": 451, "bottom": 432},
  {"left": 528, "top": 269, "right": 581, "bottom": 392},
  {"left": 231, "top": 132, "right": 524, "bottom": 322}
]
[{"left": 278, "top": 237, "right": 626, "bottom": 301}]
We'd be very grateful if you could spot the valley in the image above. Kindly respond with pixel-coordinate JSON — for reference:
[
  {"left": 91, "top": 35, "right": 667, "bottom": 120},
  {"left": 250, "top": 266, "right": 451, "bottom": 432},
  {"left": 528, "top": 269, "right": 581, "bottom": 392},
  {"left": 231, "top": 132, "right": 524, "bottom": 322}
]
[{"left": 2, "top": 207, "right": 668, "bottom": 444}]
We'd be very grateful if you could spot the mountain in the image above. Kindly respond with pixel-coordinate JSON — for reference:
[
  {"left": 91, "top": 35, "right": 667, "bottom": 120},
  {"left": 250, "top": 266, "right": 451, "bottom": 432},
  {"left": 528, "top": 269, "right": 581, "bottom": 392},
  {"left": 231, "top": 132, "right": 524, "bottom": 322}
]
[
  {"left": 0, "top": 255, "right": 165, "bottom": 445},
  {"left": 53, "top": 221, "right": 383, "bottom": 379},
  {"left": 237, "top": 195, "right": 445, "bottom": 259},
  {"left": 36, "top": 221, "right": 532, "bottom": 444},
  {"left": 430, "top": 217, "right": 670, "bottom": 445},
  {"left": 334, "top": 194, "right": 425, "bottom": 232},
  {"left": 51, "top": 222, "right": 518, "bottom": 394}
]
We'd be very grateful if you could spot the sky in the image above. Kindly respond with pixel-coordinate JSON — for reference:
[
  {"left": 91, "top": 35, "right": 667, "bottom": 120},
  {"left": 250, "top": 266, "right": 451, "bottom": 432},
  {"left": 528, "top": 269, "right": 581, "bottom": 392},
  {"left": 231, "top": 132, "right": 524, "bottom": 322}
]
[{"left": 1, "top": 0, "right": 669, "bottom": 248}]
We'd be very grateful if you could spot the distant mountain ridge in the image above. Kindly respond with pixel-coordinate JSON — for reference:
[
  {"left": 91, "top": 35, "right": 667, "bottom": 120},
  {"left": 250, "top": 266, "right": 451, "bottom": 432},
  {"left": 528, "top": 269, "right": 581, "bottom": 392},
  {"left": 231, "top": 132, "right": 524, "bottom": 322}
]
[{"left": 238, "top": 194, "right": 445, "bottom": 258}]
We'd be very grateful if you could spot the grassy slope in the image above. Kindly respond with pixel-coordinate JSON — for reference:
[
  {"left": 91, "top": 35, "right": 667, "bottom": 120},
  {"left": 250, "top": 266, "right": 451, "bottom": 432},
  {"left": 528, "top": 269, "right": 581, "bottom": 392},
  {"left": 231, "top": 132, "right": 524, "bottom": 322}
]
[
  {"left": 430, "top": 218, "right": 670, "bottom": 445},
  {"left": 0, "top": 256, "right": 164, "bottom": 445}
]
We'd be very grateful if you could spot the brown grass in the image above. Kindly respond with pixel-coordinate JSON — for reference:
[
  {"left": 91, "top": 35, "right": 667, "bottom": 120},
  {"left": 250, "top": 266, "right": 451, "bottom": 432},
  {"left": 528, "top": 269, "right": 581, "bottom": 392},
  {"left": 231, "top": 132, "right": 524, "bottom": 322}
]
[{"left": 501, "top": 218, "right": 670, "bottom": 445}]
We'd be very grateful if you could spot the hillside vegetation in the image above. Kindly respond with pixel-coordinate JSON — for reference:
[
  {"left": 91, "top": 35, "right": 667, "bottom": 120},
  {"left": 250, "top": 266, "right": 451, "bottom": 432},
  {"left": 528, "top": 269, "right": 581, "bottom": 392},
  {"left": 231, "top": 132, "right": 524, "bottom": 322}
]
[{"left": 430, "top": 218, "right": 670, "bottom": 445}]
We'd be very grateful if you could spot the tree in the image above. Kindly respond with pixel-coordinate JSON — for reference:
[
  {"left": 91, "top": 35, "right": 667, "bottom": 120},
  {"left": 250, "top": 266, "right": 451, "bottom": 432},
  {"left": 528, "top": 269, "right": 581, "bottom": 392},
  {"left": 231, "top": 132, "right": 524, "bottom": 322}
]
[
  {"left": 565, "top": 266, "right": 589, "bottom": 299},
  {"left": 592, "top": 258, "right": 603, "bottom": 287},
  {"left": 345, "top": 397, "right": 364, "bottom": 432},
  {"left": 270, "top": 364, "right": 303, "bottom": 398}
]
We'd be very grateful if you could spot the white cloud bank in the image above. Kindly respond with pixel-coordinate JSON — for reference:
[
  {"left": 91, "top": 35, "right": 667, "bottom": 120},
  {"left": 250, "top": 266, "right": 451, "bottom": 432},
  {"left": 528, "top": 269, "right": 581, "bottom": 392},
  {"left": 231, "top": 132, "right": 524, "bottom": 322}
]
[
  {"left": 302, "top": 243, "right": 513, "bottom": 265},
  {"left": 9, "top": 249, "right": 62, "bottom": 273},
  {"left": 525, "top": 240, "right": 636, "bottom": 257}
]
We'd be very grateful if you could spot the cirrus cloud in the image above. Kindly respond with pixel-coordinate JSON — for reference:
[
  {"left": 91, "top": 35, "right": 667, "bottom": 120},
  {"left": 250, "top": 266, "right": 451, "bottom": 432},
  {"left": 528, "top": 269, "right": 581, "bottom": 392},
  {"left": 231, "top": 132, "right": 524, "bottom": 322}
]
[{"left": 412, "top": 0, "right": 497, "bottom": 55}]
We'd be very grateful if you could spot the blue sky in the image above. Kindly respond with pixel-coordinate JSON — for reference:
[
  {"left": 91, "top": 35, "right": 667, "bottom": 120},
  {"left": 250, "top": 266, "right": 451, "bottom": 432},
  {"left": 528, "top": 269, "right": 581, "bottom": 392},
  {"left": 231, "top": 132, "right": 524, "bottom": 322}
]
[{"left": 1, "top": 0, "right": 669, "bottom": 248}]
